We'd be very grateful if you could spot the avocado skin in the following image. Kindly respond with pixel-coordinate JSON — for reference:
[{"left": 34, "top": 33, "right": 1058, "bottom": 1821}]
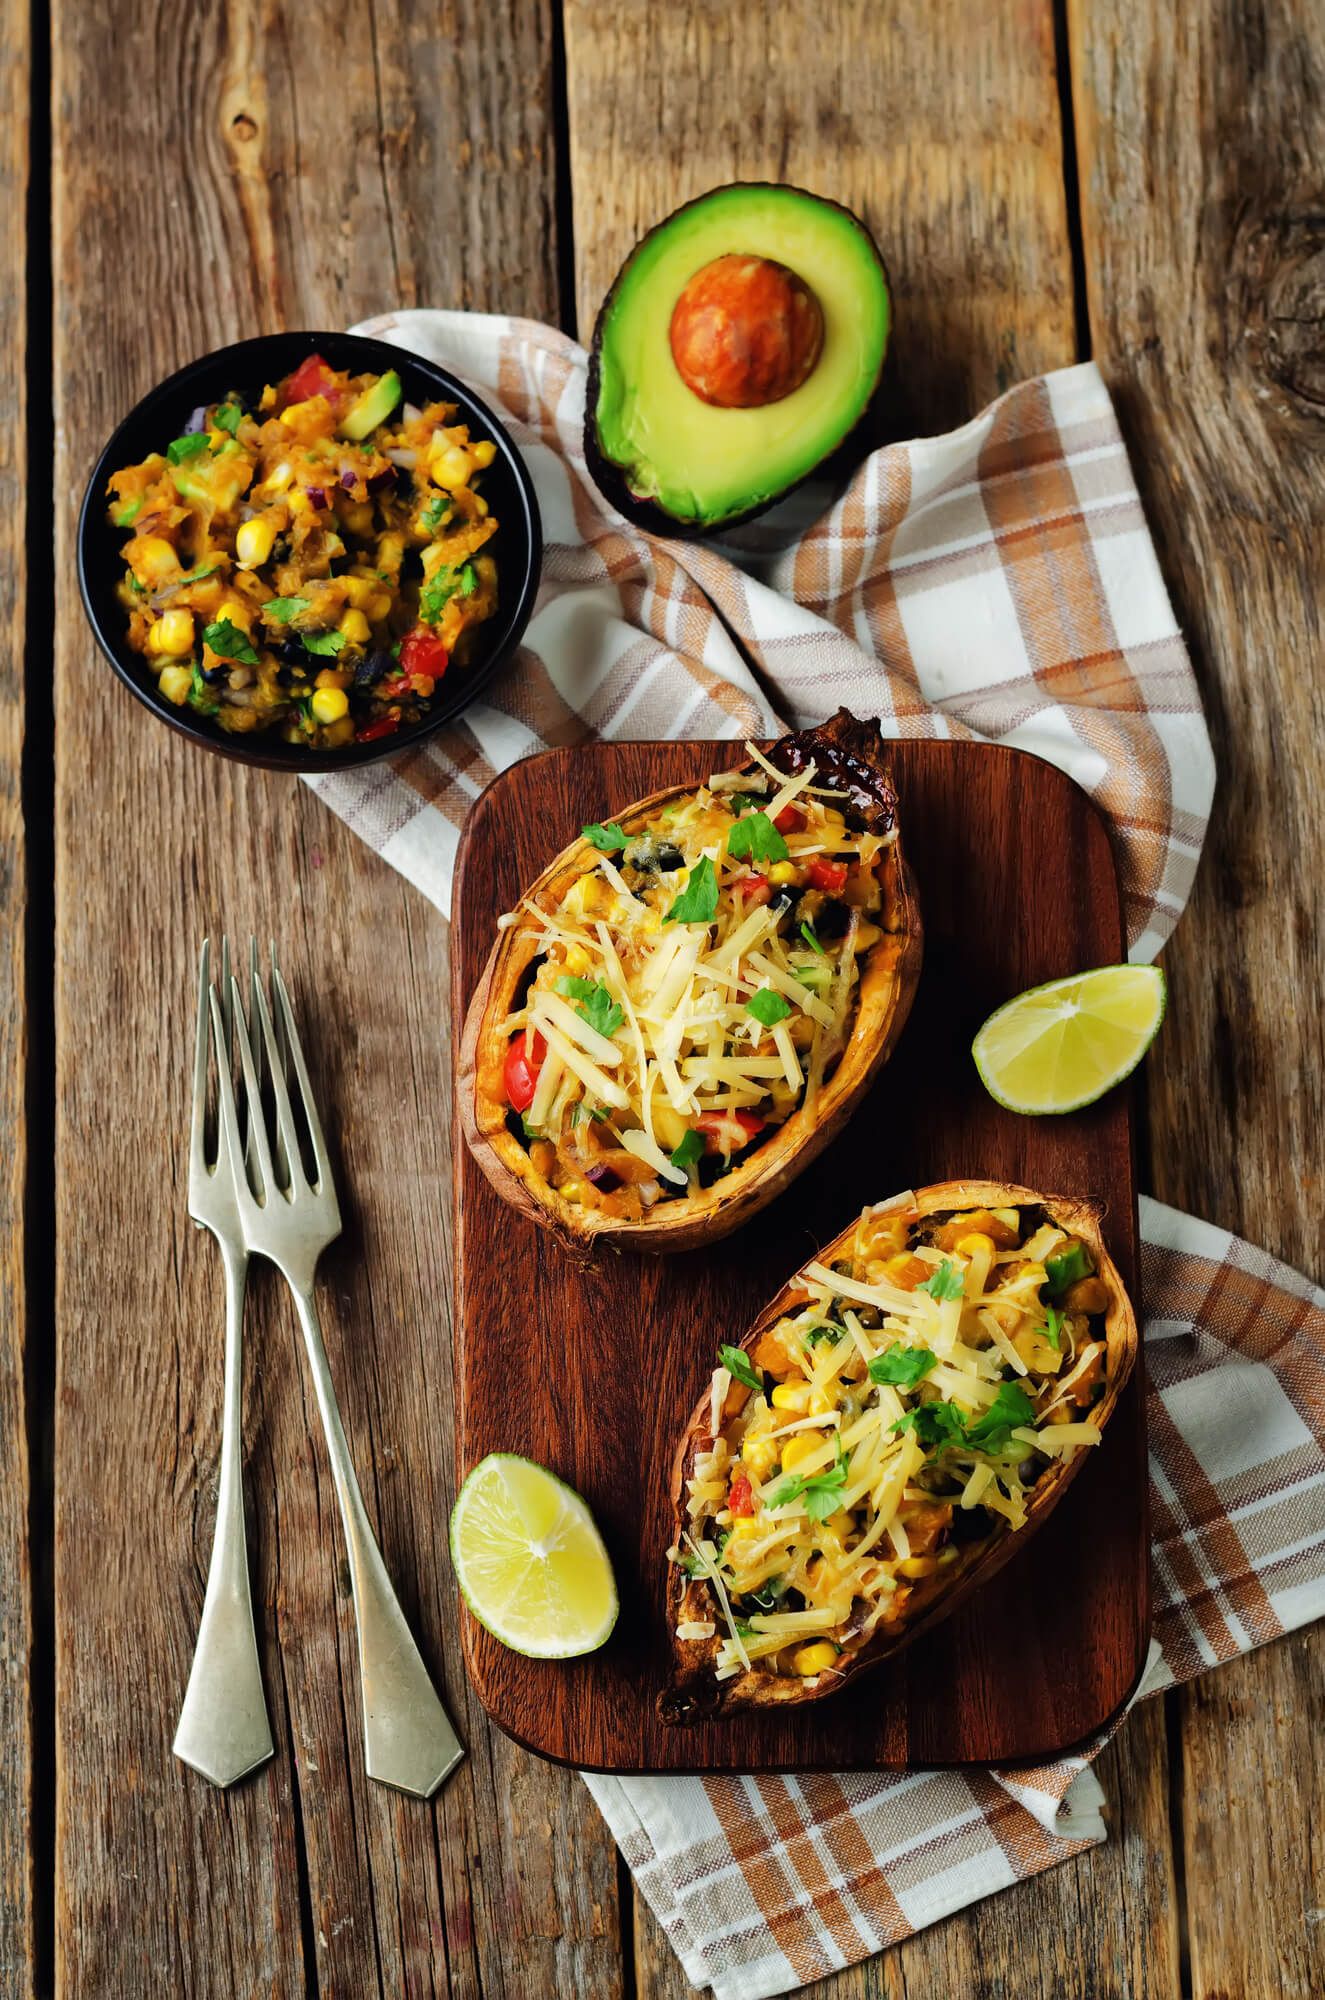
[{"left": 583, "top": 183, "right": 891, "bottom": 539}]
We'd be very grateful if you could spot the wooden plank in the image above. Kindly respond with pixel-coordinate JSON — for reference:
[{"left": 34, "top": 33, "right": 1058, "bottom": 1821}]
[
  {"left": 1070, "top": 0, "right": 1325, "bottom": 1990},
  {"left": 0, "top": 0, "right": 32, "bottom": 1988},
  {"left": 563, "top": 0, "right": 1078, "bottom": 416},
  {"left": 452, "top": 739, "right": 1146, "bottom": 1772},
  {"left": 51, "top": 0, "right": 623, "bottom": 1992}
]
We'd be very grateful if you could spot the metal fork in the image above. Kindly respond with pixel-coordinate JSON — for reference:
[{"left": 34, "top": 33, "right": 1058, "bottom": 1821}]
[
  {"left": 212, "top": 946, "right": 464, "bottom": 1798},
  {"left": 173, "top": 937, "right": 276, "bottom": 1786}
]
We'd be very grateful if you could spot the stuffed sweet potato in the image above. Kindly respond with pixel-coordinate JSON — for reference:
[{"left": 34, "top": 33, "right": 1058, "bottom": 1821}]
[
  {"left": 661, "top": 1180, "right": 1139, "bottom": 1719},
  {"left": 457, "top": 711, "right": 922, "bottom": 1254}
]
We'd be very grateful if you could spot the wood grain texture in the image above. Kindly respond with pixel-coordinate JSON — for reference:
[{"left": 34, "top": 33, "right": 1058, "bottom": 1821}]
[
  {"left": 452, "top": 741, "right": 1147, "bottom": 1771},
  {"left": 51, "top": 1, "right": 624, "bottom": 1994},
  {"left": 0, "top": 0, "right": 32, "bottom": 1988},
  {"left": 563, "top": 0, "right": 1078, "bottom": 419},
  {"left": 1071, "top": 2, "right": 1325, "bottom": 1993}
]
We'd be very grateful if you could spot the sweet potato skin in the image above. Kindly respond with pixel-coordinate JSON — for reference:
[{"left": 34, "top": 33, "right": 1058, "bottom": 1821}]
[
  {"left": 457, "top": 713, "right": 923, "bottom": 1257},
  {"left": 659, "top": 1180, "right": 1140, "bottom": 1721}
]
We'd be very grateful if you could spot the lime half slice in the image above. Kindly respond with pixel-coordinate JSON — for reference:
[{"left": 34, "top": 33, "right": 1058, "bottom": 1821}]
[
  {"left": 972, "top": 964, "right": 1166, "bottom": 1115},
  {"left": 450, "top": 1453, "right": 619, "bottom": 1658}
]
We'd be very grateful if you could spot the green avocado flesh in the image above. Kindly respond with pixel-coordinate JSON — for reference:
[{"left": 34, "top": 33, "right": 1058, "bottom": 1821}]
[
  {"left": 592, "top": 185, "right": 889, "bottom": 528},
  {"left": 338, "top": 367, "right": 402, "bottom": 442}
]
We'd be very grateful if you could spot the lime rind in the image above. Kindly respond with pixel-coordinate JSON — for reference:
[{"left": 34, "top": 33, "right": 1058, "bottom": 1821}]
[
  {"left": 449, "top": 1452, "right": 619, "bottom": 1659},
  {"left": 972, "top": 964, "right": 1166, "bottom": 1115}
]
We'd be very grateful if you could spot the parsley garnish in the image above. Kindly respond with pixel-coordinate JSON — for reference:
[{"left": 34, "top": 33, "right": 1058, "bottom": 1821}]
[
  {"left": 664, "top": 855, "right": 718, "bottom": 925},
  {"left": 213, "top": 402, "right": 243, "bottom": 435},
  {"left": 1043, "top": 1304, "right": 1064, "bottom": 1352},
  {"left": 167, "top": 433, "right": 210, "bottom": 464},
  {"left": 420, "top": 494, "right": 450, "bottom": 533},
  {"left": 966, "top": 1382, "right": 1036, "bottom": 1452},
  {"left": 202, "top": 619, "right": 259, "bottom": 666},
  {"left": 868, "top": 1343, "right": 938, "bottom": 1389},
  {"left": 670, "top": 1129, "right": 705, "bottom": 1172},
  {"left": 804, "top": 1323, "right": 843, "bottom": 1348},
  {"left": 726, "top": 811, "right": 789, "bottom": 866},
  {"left": 890, "top": 1401, "right": 969, "bottom": 1450},
  {"left": 459, "top": 562, "right": 478, "bottom": 596},
  {"left": 263, "top": 595, "right": 311, "bottom": 624},
  {"left": 767, "top": 1442, "right": 849, "bottom": 1521},
  {"left": 799, "top": 920, "right": 825, "bottom": 955},
  {"left": 720, "top": 1345, "right": 762, "bottom": 1395},
  {"left": 419, "top": 568, "right": 458, "bottom": 624},
  {"left": 301, "top": 629, "right": 347, "bottom": 657},
  {"left": 724, "top": 790, "right": 768, "bottom": 814},
  {"left": 746, "top": 986, "right": 792, "bottom": 1029},
  {"left": 555, "top": 975, "right": 623, "bottom": 1040},
  {"left": 582, "top": 821, "right": 629, "bottom": 851},
  {"left": 918, "top": 1257, "right": 965, "bottom": 1302}
]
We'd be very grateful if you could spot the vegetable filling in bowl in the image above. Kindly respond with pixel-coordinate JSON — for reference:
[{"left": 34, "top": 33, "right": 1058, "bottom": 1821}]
[
  {"left": 104, "top": 352, "right": 500, "bottom": 751},
  {"left": 665, "top": 1188, "right": 1132, "bottom": 1711},
  {"left": 498, "top": 741, "right": 904, "bottom": 1222}
]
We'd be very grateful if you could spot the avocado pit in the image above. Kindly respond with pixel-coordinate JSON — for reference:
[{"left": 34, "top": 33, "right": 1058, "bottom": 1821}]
[{"left": 668, "top": 254, "right": 825, "bottom": 409}]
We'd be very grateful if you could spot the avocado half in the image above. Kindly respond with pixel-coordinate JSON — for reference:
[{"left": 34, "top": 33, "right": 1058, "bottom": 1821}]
[{"left": 585, "top": 183, "right": 890, "bottom": 536}]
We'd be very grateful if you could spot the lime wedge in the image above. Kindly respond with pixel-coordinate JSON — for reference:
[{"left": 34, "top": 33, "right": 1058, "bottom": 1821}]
[
  {"left": 972, "top": 964, "right": 1166, "bottom": 1114},
  {"left": 450, "top": 1453, "right": 618, "bottom": 1658}
]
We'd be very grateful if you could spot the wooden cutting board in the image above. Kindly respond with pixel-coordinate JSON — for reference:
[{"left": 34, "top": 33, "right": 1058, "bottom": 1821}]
[{"left": 450, "top": 740, "right": 1149, "bottom": 1772}]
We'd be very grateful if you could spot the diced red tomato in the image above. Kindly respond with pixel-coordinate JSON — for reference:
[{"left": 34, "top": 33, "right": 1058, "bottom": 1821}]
[
  {"left": 807, "top": 855, "right": 849, "bottom": 895},
  {"left": 399, "top": 625, "right": 450, "bottom": 687},
  {"left": 734, "top": 873, "right": 772, "bottom": 906},
  {"left": 728, "top": 1472, "right": 755, "bottom": 1518},
  {"left": 773, "top": 803, "right": 806, "bottom": 835},
  {"left": 355, "top": 715, "right": 402, "bottom": 744},
  {"left": 503, "top": 1029, "right": 547, "bottom": 1113},
  {"left": 697, "top": 1109, "right": 765, "bottom": 1156},
  {"left": 284, "top": 353, "right": 338, "bottom": 405}
]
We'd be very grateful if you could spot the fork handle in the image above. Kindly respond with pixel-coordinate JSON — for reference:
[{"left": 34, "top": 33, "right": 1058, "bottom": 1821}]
[
  {"left": 174, "top": 1245, "right": 275, "bottom": 1786},
  {"left": 289, "top": 1282, "right": 464, "bottom": 1798}
]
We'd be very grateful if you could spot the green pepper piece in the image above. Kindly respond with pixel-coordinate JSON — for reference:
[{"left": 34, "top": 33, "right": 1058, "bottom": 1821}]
[{"left": 1044, "top": 1242, "right": 1093, "bottom": 1296}]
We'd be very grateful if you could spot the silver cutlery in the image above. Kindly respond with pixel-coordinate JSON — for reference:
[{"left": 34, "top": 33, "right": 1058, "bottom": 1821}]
[
  {"left": 208, "top": 942, "right": 463, "bottom": 1799},
  {"left": 173, "top": 937, "right": 275, "bottom": 1787}
]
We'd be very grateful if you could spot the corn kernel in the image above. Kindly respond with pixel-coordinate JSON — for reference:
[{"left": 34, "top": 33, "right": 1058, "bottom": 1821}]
[
  {"left": 235, "top": 517, "right": 276, "bottom": 569},
  {"left": 280, "top": 396, "right": 326, "bottom": 429},
  {"left": 310, "top": 686, "right": 349, "bottom": 724},
  {"left": 809, "top": 1387, "right": 838, "bottom": 1416},
  {"left": 366, "top": 591, "right": 393, "bottom": 622},
  {"left": 431, "top": 443, "right": 475, "bottom": 490},
  {"left": 471, "top": 438, "right": 497, "bottom": 469},
  {"left": 956, "top": 1232, "right": 995, "bottom": 1261},
  {"left": 898, "top": 1555, "right": 940, "bottom": 1579},
  {"left": 770, "top": 1383, "right": 809, "bottom": 1413},
  {"left": 157, "top": 664, "right": 192, "bottom": 705},
  {"left": 342, "top": 575, "right": 376, "bottom": 610},
  {"left": 743, "top": 1434, "right": 779, "bottom": 1481},
  {"left": 322, "top": 717, "right": 355, "bottom": 748},
  {"left": 768, "top": 860, "right": 801, "bottom": 887},
  {"left": 376, "top": 532, "right": 404, "bottom": 572},
  {"left": 779, "top": 1434, "right": 823, "bottom": 1473},
  {"left": 561, "top": 943, "right": 592, "bottom": 978},
  {"left": 147, "top": 608, "right": 195, "bottom": 657},
  {"left": 338, "top": 608, "right": 371, "bottom": 646},
  {"left": 259, "top": 383, "right": 277, "bottom": 411},
  {"left": 473, "top": 493, "right": 489, "bottom": 516},
  {"left": 286, "top": 489, "right": 312, "bottom": 519},
  {"left": 259, "top": 460, "right": 294, "bottom": 495},
  {"left": 728, "top": 1517, "right": 761, "bottom": 1543},
  {"left": 792, "top": 1641, "right": 839, "bottom": 1677},
  {"left": 131, "top": 536, "right": 178, "bottom": 586}
]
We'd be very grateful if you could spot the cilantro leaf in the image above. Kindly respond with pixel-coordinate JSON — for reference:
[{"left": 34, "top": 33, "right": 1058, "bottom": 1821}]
[
  {"left": 213, "top": 402, "right": 243, "bottom": 435},
  {"left": 670, "top": 1129, "right": 704, "bottom": 1172},
  {"left": 569, "top": 1102, "right": 611, "bottom": 1127},
  {"left": 301, "top": 629, "right": 347, "bottom": 658},
  {"left": 720, "top": 1345, "right": 762, "bottom": 1395},
  {"left": 966, "top": 1382, "right": 1037, "bottom": 1452},
  {"left": 459, "top": 562, "right": 478, "bottom": 596},
  {"left": 664, "top": 855, "right": 718, "bottom": 925},
  {"left": 868, "top": 1343, "right": 938, "bottom": 1389},
  {"left": 419, "top": 568, "right": 458, "bottom": 624},
  {"left": 724, "top": 790, "right": 768, "bottom": 815},
  {"left": 767, "top": 1442, "right": 849, "bottom": 1520},
  {"left": 555, "top": 975, "right": 623, "bottom": 1040},
  {"left": 582, "top": 821, "right": 629, "bottom": 852},
  {"left": 890, "top": 1401, "right": 969, "bottom": 1450},
  {"left": 803, "top": 1323, "right": 843, "bottom": 1348},
  {"left": 263, "top": 595, "right": 311, "bottom": 624},
  {"left": 1043, "top": 1304, "right": 1064, "bottom": 1352},
  {"left": 918, "top": 1257, "right": 965, "bottom": 1302},
  {"left": 202, "top": 619, "right": 259, "bottom": 666},
  {"left": 167, "top": 433, "right": 210, "bottom": 464},
  {"left": 420, "top": 493, "right": 450, "bottom": 533},
  {"left": 726, "top": 811, "right": 789, "bottom": 866},
  {"left": 799, "top": 920, "right": 825, "bottom": 955},
  {"left": 746, "top": 986, "right": 792, "bottom": 1029},
  {"left": 187, "top": 662, "right": 219, "bottom": 716}
]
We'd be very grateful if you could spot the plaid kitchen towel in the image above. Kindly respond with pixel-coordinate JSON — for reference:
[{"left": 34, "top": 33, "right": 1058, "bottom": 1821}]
[
  {"left": 305, "top": 312, "right": 1274, "bottom": 1997},
  {"left": 307, "top": 310, "right": 1214, "bottom": 961}
]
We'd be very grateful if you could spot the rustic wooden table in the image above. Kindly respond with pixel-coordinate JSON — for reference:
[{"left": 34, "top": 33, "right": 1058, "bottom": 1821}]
[{"left": 1, "top": 0, "right": 1318, "bottom": 1991}]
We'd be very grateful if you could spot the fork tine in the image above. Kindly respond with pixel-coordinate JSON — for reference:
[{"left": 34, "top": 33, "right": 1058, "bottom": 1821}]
[
  {"left": 250, "top": 968, "right": 300, "bottom": 1193},
  {"left": 244, "top": 936, "right": 265, "bottom": 1188},
  {"left": 190, "top": 938, "right": 212, "bottom": 1175},
  {"left": 208, "top": 985, "right": 247, "bottom": 1191},
  {"left": 220, "top": 936, "right": 234, "bottom": 1051},
  {"left": 270, "top": 958, "right": 332, "bottom": 1190},
  {"left": 228, "top": 976, "right": 278, "bottom": 1200}
]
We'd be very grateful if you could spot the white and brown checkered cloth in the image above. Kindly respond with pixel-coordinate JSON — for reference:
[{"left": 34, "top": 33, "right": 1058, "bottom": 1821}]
[{"left": 307, "top": 314, "right": 1325, "bottom": 1999}]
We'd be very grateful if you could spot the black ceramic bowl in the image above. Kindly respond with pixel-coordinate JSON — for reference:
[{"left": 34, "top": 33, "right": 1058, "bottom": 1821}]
[{"left": 77, "top": 331, "right": 543, "bottom": 772}]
